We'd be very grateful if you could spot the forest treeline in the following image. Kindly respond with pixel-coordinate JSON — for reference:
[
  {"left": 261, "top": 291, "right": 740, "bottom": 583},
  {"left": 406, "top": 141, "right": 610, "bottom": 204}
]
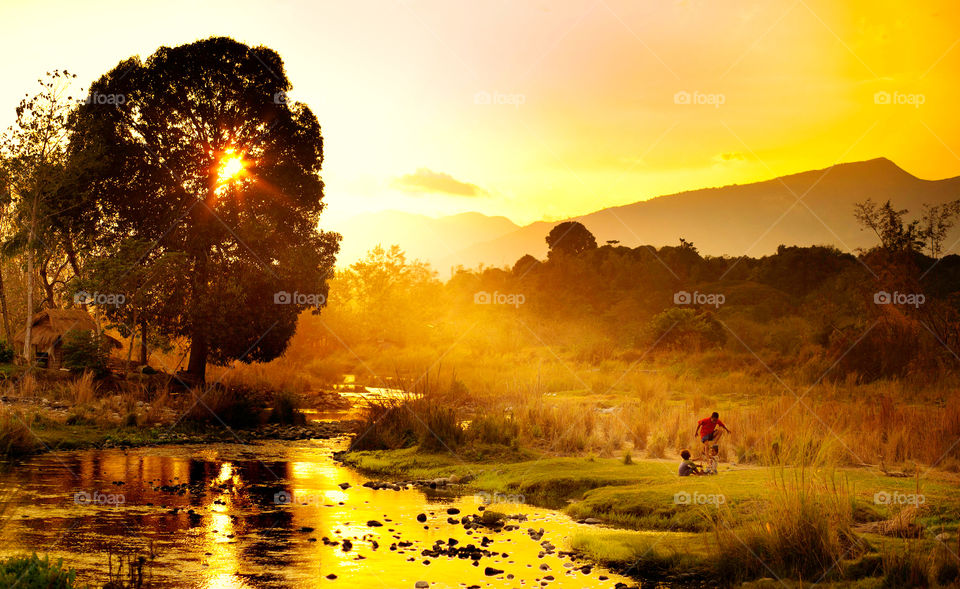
[{"left": 291, "top": 203, "right": 960, "bottom": 385}]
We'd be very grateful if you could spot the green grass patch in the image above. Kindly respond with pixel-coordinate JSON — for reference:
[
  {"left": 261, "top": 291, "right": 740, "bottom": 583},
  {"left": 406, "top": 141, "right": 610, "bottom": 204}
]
[{"left": 570, "top": 529, "right": 710, "bottom": 579}]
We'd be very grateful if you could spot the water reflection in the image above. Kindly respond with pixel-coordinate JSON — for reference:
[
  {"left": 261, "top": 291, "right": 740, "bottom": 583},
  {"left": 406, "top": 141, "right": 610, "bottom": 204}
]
[{"left": 0, "top": 440, "right": 639, "bottom": 588}]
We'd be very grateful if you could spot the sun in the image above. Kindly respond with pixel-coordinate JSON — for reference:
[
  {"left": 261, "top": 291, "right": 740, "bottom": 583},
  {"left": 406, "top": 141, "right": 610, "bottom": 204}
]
[{"left": 216, "top": 149, "right": 247, "bottom": 184}]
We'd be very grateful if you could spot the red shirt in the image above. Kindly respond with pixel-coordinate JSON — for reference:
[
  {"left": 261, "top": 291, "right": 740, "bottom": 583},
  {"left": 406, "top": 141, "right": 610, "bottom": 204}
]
[{"left": 698, "top": 418, "right": 725, "bottom": 435}]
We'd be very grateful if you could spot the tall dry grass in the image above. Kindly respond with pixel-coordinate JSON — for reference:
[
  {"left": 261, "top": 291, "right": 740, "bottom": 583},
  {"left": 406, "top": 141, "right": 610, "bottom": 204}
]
[
  {"left": 207, "top": 359, "right": 311, "bottom": 394},
  {"left": 60, "top": 371, "right": 97, "bottom": 404},
  {"left": 0, "top": 409, "right": 38, "bottom": 456},
  {"left": 335, "top": 349, "right": 960, "bottom": 468},
  {"left": 713, "top": 467, "right": 864, "bottom": 582}
]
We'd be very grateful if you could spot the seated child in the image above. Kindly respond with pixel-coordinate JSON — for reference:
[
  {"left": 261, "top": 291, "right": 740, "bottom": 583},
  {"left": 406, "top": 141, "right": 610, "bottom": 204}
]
[{"left": 678, "top": 449, "right": 702, "bottom": 476}]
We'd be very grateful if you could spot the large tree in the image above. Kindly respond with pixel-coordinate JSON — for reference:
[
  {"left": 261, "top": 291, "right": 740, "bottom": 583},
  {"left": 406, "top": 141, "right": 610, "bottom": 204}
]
[
  {"left": 545, "top": 221, "right": 597, "bottom": 259},
  {"left": 70, "top": 37, "right": 339, "bottom": 382}
]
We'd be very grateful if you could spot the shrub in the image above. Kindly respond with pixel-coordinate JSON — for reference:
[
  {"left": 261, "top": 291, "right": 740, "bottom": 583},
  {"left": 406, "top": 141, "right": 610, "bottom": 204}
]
[
  {"left": 350, "top": 399, "right": 419, "bottom": 451},
  {"left": 467, "top": 413, "right": 519, "bottom": 447},
  {"left": 416, "top": 405, "right": 463, "bottom": 452},
  {"left": 351, "top": 396, "right": 464, "bottom": 452},
  {"left": 881, "top": 550, "right": 929, "bottom": 588},
  {"left": 62, "top": 329, "right": 111, "bottom": 375},
  {"left": 0, "top": 341, "right": 13, "bottom": 364},
  {"left": 934, "top": 559, "right": 959, "bottom": 586},
  {"left": 0, "top": 554, "right": 79, "bottom": 588},
  {"left": 647, "top": 308, "right": 725, "bottom": 351},
  {"left": 61, "top": 371, "right": 97, "bottom": 404},
  {"left": 185, "top": 385, "right": 264, "bottom": 428},
  {"left": 0, "top": 410, "right": 37, "bottom": 456},
  {"left": 271, "top": 390, "right": 305, "bottom": 425},
  {"left": 647, "top": 431, "right": 669, "bottom": 458}
]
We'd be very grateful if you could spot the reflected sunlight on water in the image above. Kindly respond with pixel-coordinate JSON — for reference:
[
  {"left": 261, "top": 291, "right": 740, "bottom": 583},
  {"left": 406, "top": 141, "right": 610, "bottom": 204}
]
[{"left": 0, "top": 439, "right": 646, "bottom": 588}]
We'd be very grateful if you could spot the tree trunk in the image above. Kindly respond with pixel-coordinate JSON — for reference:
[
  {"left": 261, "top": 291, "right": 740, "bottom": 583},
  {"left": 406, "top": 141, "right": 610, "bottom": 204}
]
[
  {"left": 184, "top": 169, "right": 218, "bottom": 383},
  {"left": 125, "top": 309, "right": 137, "bottom": 368},
  {"left": 139, "top": 316, "right": 148, "bottom": 365},
  {"left": 185, "top": 250, "right": 209, "bottom": 382},
  {"left": 22, "top": 197, "right": 39, "bottom": 364},
  {"left": 64, "top": 231, "right": 82, "bottom": 277},
  {"left": 38, "top": 258, "right": 55, "bottom": 309},
  {"left": 23, "top": 240, "right": 34, "bottom": 362},
  {"left": 0, "top": 264, "right": 13, "bottom": 346}
]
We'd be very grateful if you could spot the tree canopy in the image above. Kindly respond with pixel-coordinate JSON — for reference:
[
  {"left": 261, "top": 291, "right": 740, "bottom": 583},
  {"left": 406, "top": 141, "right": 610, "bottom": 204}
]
[{"left": 69, "top": 37, "right": 339, "bottom": 380}]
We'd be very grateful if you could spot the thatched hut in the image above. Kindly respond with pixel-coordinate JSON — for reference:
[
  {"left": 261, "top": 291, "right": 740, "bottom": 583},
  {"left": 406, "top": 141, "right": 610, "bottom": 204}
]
[{"left": 14, "top": 309, "right": 121, "bottom": 369}]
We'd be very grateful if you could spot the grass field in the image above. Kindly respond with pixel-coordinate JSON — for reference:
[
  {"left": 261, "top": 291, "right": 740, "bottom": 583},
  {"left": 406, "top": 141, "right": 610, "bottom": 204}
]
[{"left": 340, "top": 447, "right": 960, "bottom": 586}]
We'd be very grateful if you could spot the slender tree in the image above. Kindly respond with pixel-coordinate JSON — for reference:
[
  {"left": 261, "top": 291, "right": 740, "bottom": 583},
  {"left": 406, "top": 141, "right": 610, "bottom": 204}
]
[
  {"left": 919, "top": 201, "right": 960, "bottom": 258},
  {"left": 0, "top": 70, "right": 79, "bottom": 361}
]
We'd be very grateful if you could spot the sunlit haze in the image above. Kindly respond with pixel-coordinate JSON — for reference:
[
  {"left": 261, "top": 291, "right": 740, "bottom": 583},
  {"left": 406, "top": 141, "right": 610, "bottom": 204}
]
[{"left": 3, "top": 0, "right": 960, "bottom": 228}]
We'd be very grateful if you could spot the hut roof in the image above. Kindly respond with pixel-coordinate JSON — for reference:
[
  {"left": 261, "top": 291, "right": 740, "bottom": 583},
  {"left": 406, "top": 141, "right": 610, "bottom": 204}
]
[{"left": 14, "top": 309, "right": 122, "bottom": 350}]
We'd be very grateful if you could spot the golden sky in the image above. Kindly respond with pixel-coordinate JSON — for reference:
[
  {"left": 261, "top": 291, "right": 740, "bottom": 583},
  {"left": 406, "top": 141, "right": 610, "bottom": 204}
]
[{"left": 2, "top": 0, "right": 959, "bottom": 226}]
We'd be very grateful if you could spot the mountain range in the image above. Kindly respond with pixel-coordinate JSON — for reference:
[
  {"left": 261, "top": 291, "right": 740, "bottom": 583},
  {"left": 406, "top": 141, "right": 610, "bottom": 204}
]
[{"left": 330, "top": 159, "right": 960, "bottom": 275}]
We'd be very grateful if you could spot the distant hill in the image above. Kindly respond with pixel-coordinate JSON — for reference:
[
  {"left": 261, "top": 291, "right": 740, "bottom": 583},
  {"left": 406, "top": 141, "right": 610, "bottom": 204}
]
[
  {"left": 332, "top": 159, "right": 960, "bottom": 274},
  {"left": 332, "top": 210, "right": 519, "bottom": 269}
]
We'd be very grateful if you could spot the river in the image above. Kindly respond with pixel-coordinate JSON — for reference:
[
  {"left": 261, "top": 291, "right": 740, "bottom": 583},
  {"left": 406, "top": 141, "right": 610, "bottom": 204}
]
[{"left": 0, "top": 438, "right": 644, "bottom": 588}]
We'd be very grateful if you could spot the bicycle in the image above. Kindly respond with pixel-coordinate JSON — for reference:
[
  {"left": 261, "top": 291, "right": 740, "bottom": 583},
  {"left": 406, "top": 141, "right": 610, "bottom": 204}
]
[{"left": 699, "top": 442, "right": 719, "bottom": 475}]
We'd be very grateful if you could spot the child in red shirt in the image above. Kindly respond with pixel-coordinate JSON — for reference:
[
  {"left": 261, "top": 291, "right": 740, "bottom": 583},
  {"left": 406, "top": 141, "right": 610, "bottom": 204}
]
[{"left": 695, "top": 411, "right": 731, "bottom": 444}]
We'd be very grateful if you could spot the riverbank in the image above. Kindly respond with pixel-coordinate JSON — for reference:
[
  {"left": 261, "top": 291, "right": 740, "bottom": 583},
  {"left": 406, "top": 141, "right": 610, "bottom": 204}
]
[
  {"left": 0, "top": 384, "right": 358, "bottom": 458},
  {"left": 339, "top": 447, "right": 960, "bottom": 587}
]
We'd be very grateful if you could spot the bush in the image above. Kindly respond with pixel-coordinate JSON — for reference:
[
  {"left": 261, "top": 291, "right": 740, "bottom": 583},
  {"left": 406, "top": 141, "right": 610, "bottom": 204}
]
[
  {"left": 185, "top": 385, "right": 265, "bottom": 428},
  {"left": 417, "top": 405, "right": 464, "bottom": 452},
  {"left": 647, "top": 431, "right": 669, "bottom": 458},
  {"left": 0, "top": 341, "right": 13, "bottom": 364},
  {"left": 350, "top": 399, "right": 419, "bottom": 451},
  {"left": 467, "top": 413, "right": 519, "bottom": 447},
  {"left": 61, "top": 329, "right": 111, "bottom": 375},
  {"left": 0, "top": 554, "right": 79, "bottom": 588},
  {"left": 350, "top": 396, "right": 465, "bottom": 452},
  {"left": 881, "top": 550, "right": 929, "bottom": 588},
  {"left": 647, "top": 308, "right": 725, "bottom": 351},
  {"left": 271, "top": 390, "right": 305, "bottom": 425},
  {"left": 0, "top": 410, "right": 38, "bottom": 456}
]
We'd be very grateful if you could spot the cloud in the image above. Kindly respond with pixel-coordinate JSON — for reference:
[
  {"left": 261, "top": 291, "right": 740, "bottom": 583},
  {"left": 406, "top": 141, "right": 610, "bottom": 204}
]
[
  {"left": 713, "top": 152, "right": 747, "bottom": 163},
  {"left": 392, "top": 168, "right": 487, "bottom": 197}
]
